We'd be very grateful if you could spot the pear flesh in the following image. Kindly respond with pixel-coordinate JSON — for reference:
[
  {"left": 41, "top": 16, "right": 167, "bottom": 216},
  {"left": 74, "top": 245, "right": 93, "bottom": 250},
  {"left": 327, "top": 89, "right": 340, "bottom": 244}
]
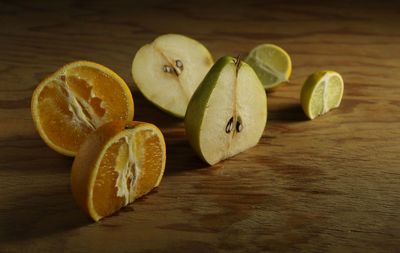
[
  {"left": 185, "top": 56, "right": 267, "bottom": 165},
  {"left": 132, "top": 34, "right": 213, "bottom": 118}
]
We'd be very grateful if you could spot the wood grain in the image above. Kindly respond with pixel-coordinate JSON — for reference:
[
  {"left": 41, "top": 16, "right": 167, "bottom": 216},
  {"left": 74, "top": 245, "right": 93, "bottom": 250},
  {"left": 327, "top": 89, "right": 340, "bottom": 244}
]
[{"left": 1, "top": 0, "right": 400, "bottom": 252}]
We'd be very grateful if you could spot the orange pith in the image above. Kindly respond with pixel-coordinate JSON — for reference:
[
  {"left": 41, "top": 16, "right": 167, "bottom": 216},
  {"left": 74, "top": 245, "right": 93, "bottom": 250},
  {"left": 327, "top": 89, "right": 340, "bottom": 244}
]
[
  {"left": 71, "top": 120, "right": 166, "bottom": 221},
  {"left": 31, "top": 61, "right": 134, "bottom": 156}
]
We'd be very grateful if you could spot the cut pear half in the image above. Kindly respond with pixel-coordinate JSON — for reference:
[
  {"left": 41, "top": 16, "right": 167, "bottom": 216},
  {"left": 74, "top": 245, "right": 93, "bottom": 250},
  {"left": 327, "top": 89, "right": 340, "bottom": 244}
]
[
  {"left": 132, "top": 34, "right": 214, "bottom": 118},
  {"left": 185, "top": 56, "right": 267, "bottom": 165}
]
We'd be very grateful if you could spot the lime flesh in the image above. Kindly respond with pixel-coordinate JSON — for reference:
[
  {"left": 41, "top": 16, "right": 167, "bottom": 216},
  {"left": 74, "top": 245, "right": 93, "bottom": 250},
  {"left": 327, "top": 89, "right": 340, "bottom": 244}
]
[
  {"left": 301, "top": 70, "right": 344, "bottom": 120},
  {"left": 245, "top": 44, "right": 292, "bottom": 91}
]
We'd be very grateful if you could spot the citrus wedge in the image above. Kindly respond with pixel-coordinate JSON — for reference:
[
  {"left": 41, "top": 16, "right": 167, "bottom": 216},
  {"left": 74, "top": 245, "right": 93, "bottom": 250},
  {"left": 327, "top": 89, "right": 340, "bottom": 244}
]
[
  {"left": 31, "top": 61, "right": 134, "bottom": 156},
  {"left": 71, "top": 120, "right": 166, "bottom": 221},
  {"left": 300, "top": 70, "right": 344, "bottom": 120},
  {"left": 245, "top": 44, "right": 292, "bottom": 91}
]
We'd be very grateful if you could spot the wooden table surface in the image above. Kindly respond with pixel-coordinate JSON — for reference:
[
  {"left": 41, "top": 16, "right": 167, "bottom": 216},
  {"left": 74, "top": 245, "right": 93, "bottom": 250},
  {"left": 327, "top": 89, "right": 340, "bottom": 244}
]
[{"left": 1, "top": 0, "right": 399, "bottom": 252}]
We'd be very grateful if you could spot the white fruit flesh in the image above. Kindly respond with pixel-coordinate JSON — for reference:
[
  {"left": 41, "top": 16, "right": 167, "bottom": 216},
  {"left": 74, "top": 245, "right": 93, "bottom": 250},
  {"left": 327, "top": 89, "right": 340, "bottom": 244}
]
[
  {"left": 132, "top": 34, "right": 213, "bottom": 117},
  {"left": 198, "top": 61, "right": 267, "bottom": 165},
  {"left": 112, "top": 129, "right": 159, "bottom": 205}
]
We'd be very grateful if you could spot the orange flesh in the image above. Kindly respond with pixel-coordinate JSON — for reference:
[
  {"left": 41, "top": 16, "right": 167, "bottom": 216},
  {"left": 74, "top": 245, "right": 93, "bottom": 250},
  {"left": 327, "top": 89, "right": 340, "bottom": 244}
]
[
  {"left": 38, "top": 81, "right": 92, "bottom": 152},
  {"left": 35, "top": 65, "right": 132, "bottom": 154},
  {"left": 92, "top": 129, "right": 164, "bottom": 218},
  {"left": 92, "top": 139, "right": 126, "bottom": 218},
  {"left": 135, "top": 130, "right": 164, "bottom": 197},
  {"left": 67, "top": 66, "right": 129, "bottom": 119}
]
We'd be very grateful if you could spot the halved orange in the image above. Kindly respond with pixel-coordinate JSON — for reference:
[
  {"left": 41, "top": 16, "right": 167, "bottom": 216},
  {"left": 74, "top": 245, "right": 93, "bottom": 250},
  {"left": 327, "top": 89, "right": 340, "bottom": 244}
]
[
  {"left": 31, "top": 61, "right": 134, "bottom": 156},
  {"left": 71, "top": 120, "right": 166, "bottom": 221}
]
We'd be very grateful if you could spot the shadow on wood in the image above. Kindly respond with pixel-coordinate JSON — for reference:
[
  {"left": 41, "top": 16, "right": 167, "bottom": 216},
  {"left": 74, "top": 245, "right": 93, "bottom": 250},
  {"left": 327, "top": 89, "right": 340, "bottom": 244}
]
[
  {"left": 0, "top": 139, "right": 91, "bottom": 242},
  {"left": 0, "top": 175, "right": 90, "bottom": 242},
  {"left": 132, "top": 91, "right": 183, "bottom": 129},
  {"left": 268, "top": 103, "right": 308, "bottom": 122},
  {"left": 163, "top": 137, "right": 208, "bottom": 176},
  {"left": 131, "top": 89, "right": 209, "bottom": 175}
]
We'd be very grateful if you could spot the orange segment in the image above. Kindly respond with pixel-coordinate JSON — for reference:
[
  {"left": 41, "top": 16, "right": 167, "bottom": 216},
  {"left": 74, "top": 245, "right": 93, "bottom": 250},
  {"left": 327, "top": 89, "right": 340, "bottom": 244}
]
[
  {"left": 71, "top": 120, "right": 166, "bottom": 221},
  {"left": 92, "top": 139, "right": 126, "bottom": 218},
  {"left": 134, "top": 129, "right": 164, "bottom": 197},
  {"left": 31, "top": 61, "right": 134, "bottom": 156}
]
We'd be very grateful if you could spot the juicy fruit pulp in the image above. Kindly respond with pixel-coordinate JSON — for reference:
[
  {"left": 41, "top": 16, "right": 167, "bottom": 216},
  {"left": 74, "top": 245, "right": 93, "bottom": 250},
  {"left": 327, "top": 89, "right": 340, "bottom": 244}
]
[
  {"left": 31, "top": 61, "right": 134, "bottom": 156},
  {"left": 132, "top": 34, "right": 213, "bottom": 118},
  {"left": 185, "top": 56, "right": 267, "bottom": 165},
  {"left": 245, "top": 44, "right": 292, "bottom": 91},
  {"left": 300, "top": 70, "right": 344, "bottom": 119},
  {"left": 71, "top": 121, "right": 166, "bottom": 221}
]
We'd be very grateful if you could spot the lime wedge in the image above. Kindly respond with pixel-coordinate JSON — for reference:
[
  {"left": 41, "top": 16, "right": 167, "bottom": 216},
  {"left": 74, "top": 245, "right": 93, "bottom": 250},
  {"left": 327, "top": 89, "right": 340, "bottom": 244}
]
[
  {"left": 245, "top": 44, "right": 292, "bottom": 91},
  {"left": 300, "top": 70, "right": 344, "bottom": 120}
]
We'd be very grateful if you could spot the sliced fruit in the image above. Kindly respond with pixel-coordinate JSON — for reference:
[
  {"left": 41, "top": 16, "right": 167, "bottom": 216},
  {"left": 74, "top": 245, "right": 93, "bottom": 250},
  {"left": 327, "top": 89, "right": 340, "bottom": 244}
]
[
  {"left": 300, "top": 70, "right": 344, "bottom": 120},
  {"left": 71, "top": 120, "right": 166, "bottom": 221},
  {"left": 132, "top": 34, "right": 214, "bottom": 118},
  {"left": 31, "top": 61, "right": 134, "bottom": 156},
  {"left": 245, "top": 44, "right": 292, "bottom": 91},
  {"left": 185, "top": 56, "right": 267, "bottom": 165}
]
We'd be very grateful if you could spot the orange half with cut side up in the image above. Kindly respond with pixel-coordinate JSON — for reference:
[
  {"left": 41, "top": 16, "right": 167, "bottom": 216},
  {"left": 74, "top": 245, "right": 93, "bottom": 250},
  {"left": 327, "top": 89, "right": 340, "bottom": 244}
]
[{"left": 31, "top": 61, "right": 134, "bottom": 156}]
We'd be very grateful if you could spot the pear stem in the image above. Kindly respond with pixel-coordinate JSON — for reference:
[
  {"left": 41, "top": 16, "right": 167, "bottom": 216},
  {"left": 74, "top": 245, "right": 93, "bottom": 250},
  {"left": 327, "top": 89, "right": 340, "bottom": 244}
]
[{"left": 233, "top": 54, "right": 242, "bottom": 76}]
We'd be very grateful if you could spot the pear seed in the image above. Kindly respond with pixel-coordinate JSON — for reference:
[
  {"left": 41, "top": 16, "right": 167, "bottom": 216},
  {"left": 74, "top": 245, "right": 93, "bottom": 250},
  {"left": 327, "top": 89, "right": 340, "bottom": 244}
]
[
  {"left": 125, "top": 124, "right": 135, "bottom": 129},
  {"left": 236, "top": 118, "right": 243, "bottom": 132},
  {"left": 163, "top": 65, "right": 173, "bottom": 73},
  {"left": 225, "top": 117, "right": 234, "bottom": 133},
  {"left": 175, "top": 59, "right": 183, "bottom": 70}
]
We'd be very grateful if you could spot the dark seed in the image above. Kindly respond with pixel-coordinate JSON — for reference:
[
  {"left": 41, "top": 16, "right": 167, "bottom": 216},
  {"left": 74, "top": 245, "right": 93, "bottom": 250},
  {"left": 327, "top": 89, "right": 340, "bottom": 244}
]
[
  {"left": 163, "top": 65, "right": 173, "bottom": 73},
  {"left": 225, "top": 117, "right": 234, "bottom": 133},
  {"left": 125, "top": 124, "right": 135, "bottom": 129},
  {"left": 236, "top": 119, "right": 243, "bottom": 132},
  {"left": 176, "top": 60, "right": 183, "bottom": 70}
]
